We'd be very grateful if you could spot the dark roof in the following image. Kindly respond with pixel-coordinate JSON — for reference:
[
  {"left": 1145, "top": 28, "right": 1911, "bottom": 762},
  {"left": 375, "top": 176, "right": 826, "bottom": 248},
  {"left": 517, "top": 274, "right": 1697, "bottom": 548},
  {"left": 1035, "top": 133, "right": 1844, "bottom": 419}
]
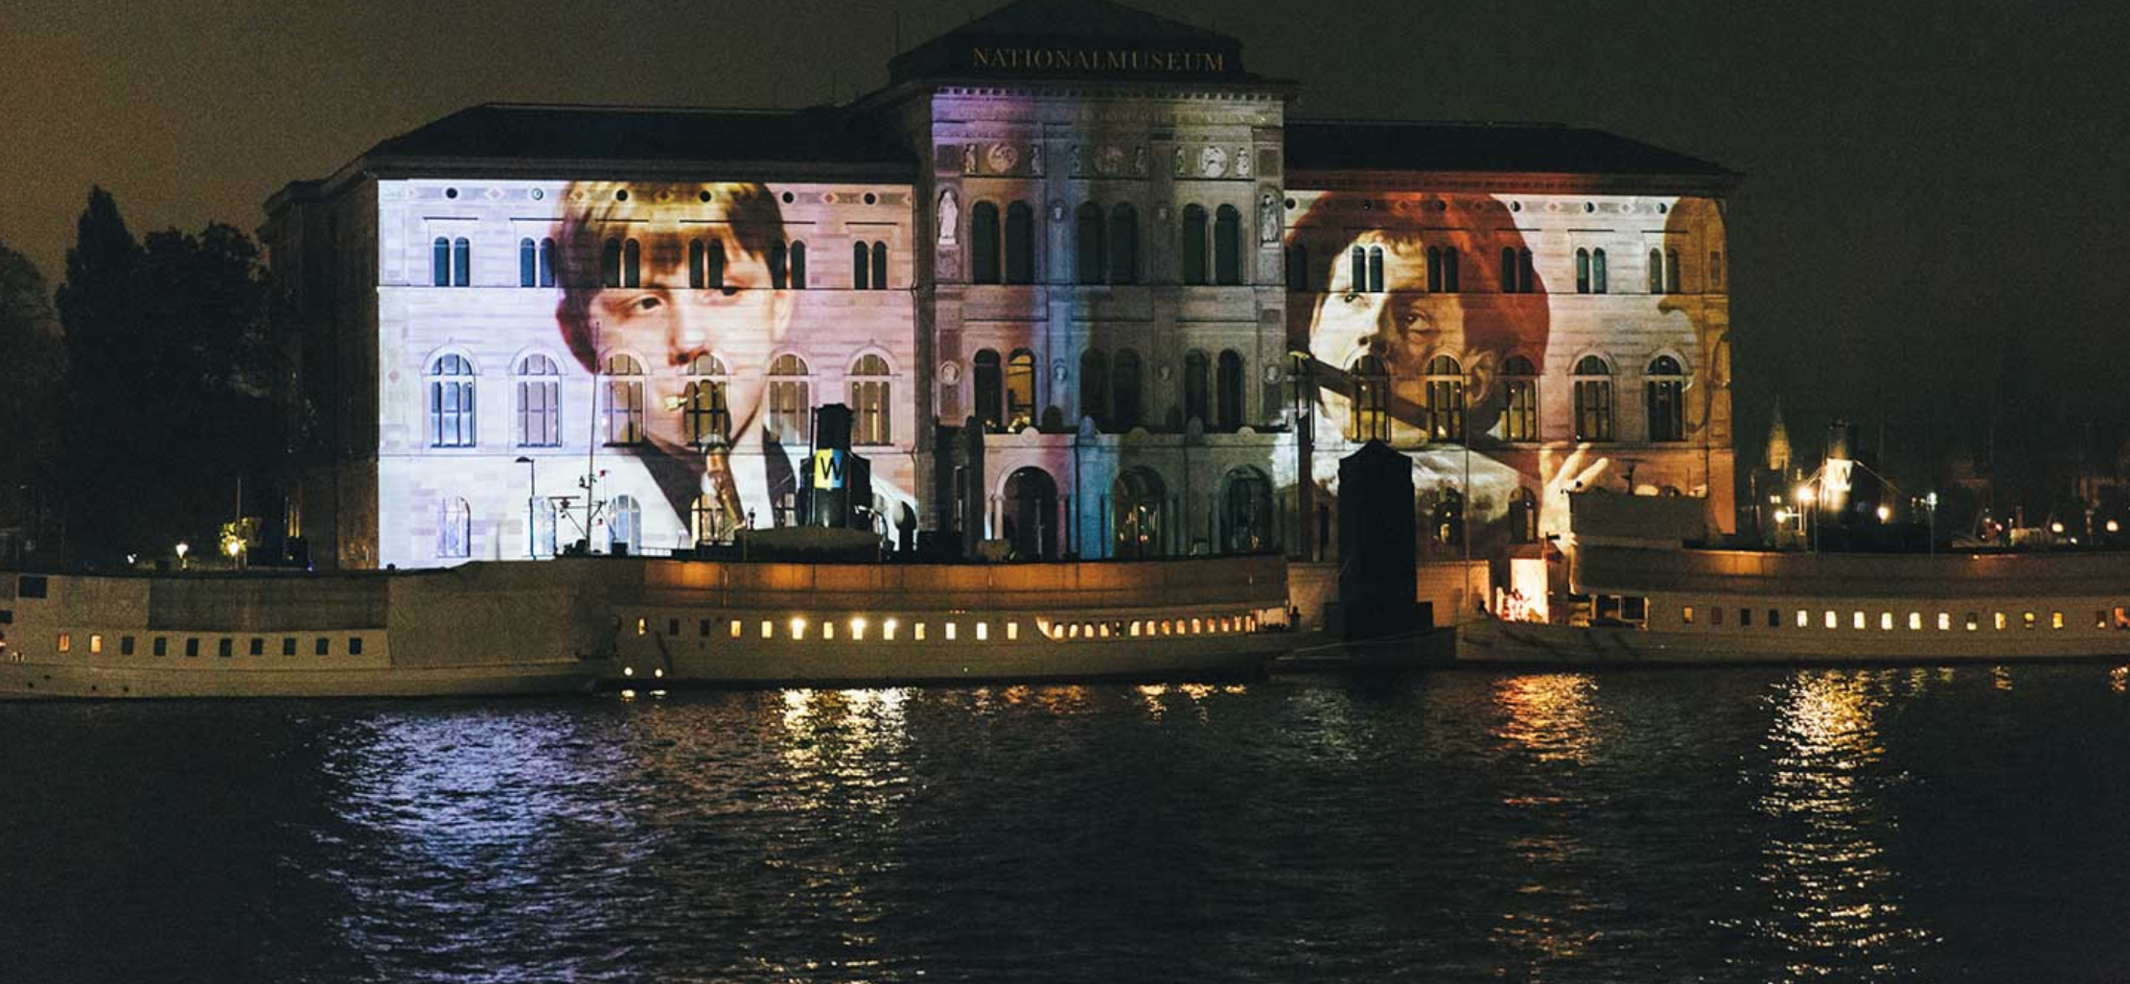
[
  {"left": 888, "top": 0, "right": 1255, "bottom": 84},
  {"left": 365, "top": 103, "right": 912, "bottom": 169},
  {"left": 1286, "top": 119, "right": 1736, "bottom": 179}
]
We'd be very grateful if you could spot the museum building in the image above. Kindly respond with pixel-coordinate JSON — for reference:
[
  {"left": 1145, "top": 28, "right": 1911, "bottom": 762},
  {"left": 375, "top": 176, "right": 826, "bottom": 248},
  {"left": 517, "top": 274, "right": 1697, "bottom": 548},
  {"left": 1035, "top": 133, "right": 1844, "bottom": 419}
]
[{"left": 263, "top": 0, "right": 1738, "bottom": 573}]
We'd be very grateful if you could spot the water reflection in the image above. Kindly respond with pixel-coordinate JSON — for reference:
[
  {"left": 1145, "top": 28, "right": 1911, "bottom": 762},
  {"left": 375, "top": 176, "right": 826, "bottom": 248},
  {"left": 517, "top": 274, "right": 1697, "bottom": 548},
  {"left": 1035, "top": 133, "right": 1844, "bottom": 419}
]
[
  {"left": 1749, "top": 670, "right": 1933, "bottom": 979},
  {"left": 1491, "top": 673, "right": 1599, "bottom": 764},
  {"left": 1486, "top": 674, "right": 1604, "bottom": 974}
]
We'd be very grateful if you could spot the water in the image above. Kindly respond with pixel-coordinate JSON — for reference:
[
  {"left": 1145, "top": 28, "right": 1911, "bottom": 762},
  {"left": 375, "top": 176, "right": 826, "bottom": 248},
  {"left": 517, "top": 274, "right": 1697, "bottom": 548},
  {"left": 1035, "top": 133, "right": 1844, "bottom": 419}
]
[{"left": 5, "top": 666, "right": 2129, "bottom": 983}]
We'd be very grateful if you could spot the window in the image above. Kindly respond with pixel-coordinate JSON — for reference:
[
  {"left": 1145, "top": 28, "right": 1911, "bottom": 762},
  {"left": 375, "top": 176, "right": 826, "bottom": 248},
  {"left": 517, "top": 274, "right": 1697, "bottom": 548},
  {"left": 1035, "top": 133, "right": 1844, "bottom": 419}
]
[
  {"left": 316, "top": 638, "right": 329, "bottom": 656},
  {"left": 1184, "top": 350, "right": 1211, "bottom": 426},
  {"left": 1648, "top": 249, "right": 1665, "bottom": 293},
  {"left": 1666, "top": 249, "right": 1681, "bottom": 294},
  {"left": 282, "top": 637, "right": 296, "bottom": 656},
  {"left": 538, "top": 238, "right": 555, "bottom": 287},
  {"left": 1214, "top": 205, "right": 1243, "bottom": 285},
  {"left": 438, "top": 496, "right": 470, "bottom": 558},
  {"left": 349, "top": 637, "right": 363, "bottom": 656},
  {"left": 871, "top": 242, "right": 888, "bottom": 290},
  {"left": 608, "top": 495, "right": 640, "bottom": 556},
  {"left": 1592, "top": 248, "right": 1607, "bottom": 293},
  {"left": 1287, "top": 244, "right": 1309, "bottom": 292},
  {"left": 970, "top": 202, "right": 1001, "bottom": 284},
  {"left": 1576, "top": 248, "right": 1590, "bottom": 294},
  {"left": 1109, "top": 204, "right": 1139, "bottom": 284},
  {"left": 1079, "top": 349, "right": 1109, "bottom": 427},
  {"left": 767, "top": 354, "right": 810, "bottom": 444},
  {"left": 1502, "top": 355, "right": 1538, "bottom": 442},
  {"left": 1576, "top": 247, "right": 1607, "bottom": 293},
  {"left": 530, "top": 498, "right": 557, "bottom": 558},
  {"left": 428, "top": 354, "right": 476, "bottom": 448},
  {"left": 432, "top": 236, "right": 450, "bottom": 286},
  {"left": 618, "top": 238, "right": 640, "bottom": 287},
  {"left": 248, "top": 637, "right": 262, "bottom": 656},
  {"left": 515, "top": 354, "right": 560, "bottom": 447},
  {"left": 154, "top": 637, "right": 168, "bottom": 656},
  {"left": 1714, "top": 606, "right": 1724, "bottom": 626},
  {"left": 1427, "top": 246, "right": 1460, "bottom": 293},
  {"left": 120, "top": 635, "right": 134, "bottom": 656},
  {"left": 219, "top": 638, "right": 233, "bottom": 658},
  {"left": 602, "top": 353, "right": 645, "bottom": 445},
  {"left": 786, "top": 240, "right": 807, "bottom": 289},
  {"left": 691, "top": 492, "right": 726, "bottom": 546},
  {"left": 1646, "top": 355, "right": 1686, "bottom": 442},
  {"left": 1216, "top": 350, "right": 1245, "bottom": 432},
  {"left": 1573, "top": 356, "right": 1614, "bottom": 442},
  {"left": 1423, "top": 355, "right": 1464, "bottom": 442},
  {"left": 693, "top": 239, "right": 725, "bottom": 289},
  {"left": 684, "top": 354, "right": 729, "bottom": 447},
  {"left": 1508, "top": 487, "right": 1538, "bottom": 543},
  {"left": 602, "top": 238, "right": 624, "bottom": 287},
  {"left": 853, "top": 241, "right": 872, "bottom": 289},
  {"left": 1348, "top": 354, "right": 1391, "bottom": 442},
  {"left": 1112, "top": 349, "right": 1143, "bottom": 429},
  {"left": 1076, "top": 203, "right": 1105, "bottom": 284},
  {"left": 1683, "top": 606, "right": 1695, "bottom": 625},
  {"left": 1003, "top": 204, "right": 1033, "bottom": 284},
  {"left": 1181, "top": 205, "right": 1209, "bottom": 284},
  {"left": 1501, "top": 246, "right": 1535, "bottom": 294},
  {"left": 1367, "top": 246, "right": 1385, "bottom": 293},
  {"left": 1349, "top": 245, "right": 1386, "bottom": 293},
  {"left": 850, "top": 354, "right": 891, "bottom": 445},
  {"left": 452, "top": 237, "right": 469, "bottom": 287},
  {"left": 973, "top": 350, "right": 1003, "bottom": 431},
  {"left": 1005, "top": 349, "right": 1036, "bottom": 431},
  {"left": 520, "top": 238, "right": 538, "bottom": 287}
]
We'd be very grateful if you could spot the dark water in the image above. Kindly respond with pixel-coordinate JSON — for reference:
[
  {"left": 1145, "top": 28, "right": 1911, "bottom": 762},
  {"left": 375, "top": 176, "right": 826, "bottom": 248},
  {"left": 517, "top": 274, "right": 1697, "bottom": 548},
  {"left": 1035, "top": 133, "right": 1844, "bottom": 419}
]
[{"left": 5, "top": 666, "right": 2130, "bottom": 983}]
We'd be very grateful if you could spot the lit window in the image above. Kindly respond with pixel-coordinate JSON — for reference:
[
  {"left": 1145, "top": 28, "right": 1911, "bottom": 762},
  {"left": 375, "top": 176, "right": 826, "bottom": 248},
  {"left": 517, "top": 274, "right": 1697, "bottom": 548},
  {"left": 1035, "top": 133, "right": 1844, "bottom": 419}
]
[
  {"left": 1347, "top": 354, "right": 1391, "bottom": 443},
  {"left": 1007, "top": 623, "right": 1018, "bottom": 640},
  {"left": 1967, "top": 612, "right": 1980, "bottom": 631},
  {"left": 515, "top": 354, "right": 561, "bottom": 447},
  {"left": 915, "top": 623, "right": 927, "bottom": 641},
  {"left": 945, "top": 623, "right": 957, "bottom": 641},
  {"left": 635, "top": 618, "right": 647, "bottom": 636},
  {"left": 1880, "top": 612, "right": 1894, "bottom": 631},
  {"left": 823, "top": 622, "right": 834, "bottom": 640},
  {"left": 89, "top": 634, "right": 103, "bottom": 654},
  {"left": 58, "top": 633, "right": 71, "bottom": 653},
  {"left": 761, "top": 620, "right": 773, "bottom": 639},
  {"left": 1938, "top": 613, "right": 1951, "bottom": 631},
  {"left": 2051, "top": 611, "right": 2064, "bottom": 630},
  {"left": 684, "top": 354, "right": 731, "bottom": 448},
  {"left": 884, "top": 619, "right": 899, "bottom": 640},
  {"left": 1645, "top": 356, "right": 1686, "bottom": 443},
  {"left": 1797, "top": 610, "right": 1809, "bottom": 628},
  {"left": 1130, "top": 621, "right": 1143, "bottom": 637},
  {"left": 976, "top": 622, "right": 989, "bottom": 641},
  {"left": 436, "top": 497, "right": 471, "bottom": 559},
  {"left": 601, "top": 353, "right": 646, "bottom": 445},
  {"left": 1422, "top": 356, "right": 1465, "bottom": 443},
  {"left": 1854, "top": 611, "right": 1866, "bottom": 630},
  {"left": 730, "top": 620, "right": 743, "bottom": 639},
  {"left": 1191, "top": 618, "right": 1203, "bottom": 634},
  {"left": 2023, "top": 612, "right": 2036, "bottom": 630},
  {"left": 767, "top": 354, "right": 811, "bottom": 444},
  {"left": 1994, "top": 612, "right": 2007, "bottom": 630},
  {"left": 1572, "top": 356, "right": 1614, "bottom": 442},
  {"left": 1825, "top": 611, "right": 1838, "bottom": 629},
  {"left": 428, "top": 354, "right": 476, "bottom": 448},
  {"left": 849, "top": 354, "right": 892, "bottom": 445},
  {"left": 790, "top": 617, "right": 807, "bottom": 640},
  {"left": 851, "top": 618, "right": 867, "bottom": 640}
]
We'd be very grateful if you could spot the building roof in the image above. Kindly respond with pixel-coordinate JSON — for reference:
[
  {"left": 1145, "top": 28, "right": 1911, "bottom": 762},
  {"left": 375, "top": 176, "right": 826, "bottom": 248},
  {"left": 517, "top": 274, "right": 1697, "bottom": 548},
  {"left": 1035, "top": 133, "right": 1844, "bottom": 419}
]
[
  {"left": 364, "top": 103, "right": 913, "bottom": 169},
  {"left": 1286, "top": 119, "right": 1736, "bottom": 178},
  {"left": 887, "top": 0, "right": 1256, "bottom": 84}
]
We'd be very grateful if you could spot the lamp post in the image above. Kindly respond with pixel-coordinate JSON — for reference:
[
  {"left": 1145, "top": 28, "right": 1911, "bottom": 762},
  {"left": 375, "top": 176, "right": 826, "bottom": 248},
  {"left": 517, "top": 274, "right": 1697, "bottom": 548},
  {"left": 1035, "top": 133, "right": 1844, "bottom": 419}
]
[
  {"left": 515, "top": 456, "right": 537, "bottom": 559},
  {"left": 175, "top": 542, "right": 188, "bottom": 571}
]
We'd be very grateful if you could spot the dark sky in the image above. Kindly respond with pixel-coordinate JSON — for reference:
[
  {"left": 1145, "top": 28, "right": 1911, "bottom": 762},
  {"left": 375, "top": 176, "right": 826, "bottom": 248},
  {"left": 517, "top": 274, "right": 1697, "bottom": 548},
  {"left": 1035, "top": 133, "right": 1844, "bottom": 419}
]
[{"left": 5, "top": 0, "right": 2126, "bottom": 463}]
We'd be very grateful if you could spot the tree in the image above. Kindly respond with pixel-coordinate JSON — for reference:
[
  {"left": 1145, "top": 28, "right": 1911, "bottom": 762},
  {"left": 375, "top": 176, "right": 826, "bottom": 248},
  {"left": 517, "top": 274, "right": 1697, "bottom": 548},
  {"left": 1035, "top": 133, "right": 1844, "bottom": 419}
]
[{"left": 0, "top": 236, "right": 65, "bottom": 559}]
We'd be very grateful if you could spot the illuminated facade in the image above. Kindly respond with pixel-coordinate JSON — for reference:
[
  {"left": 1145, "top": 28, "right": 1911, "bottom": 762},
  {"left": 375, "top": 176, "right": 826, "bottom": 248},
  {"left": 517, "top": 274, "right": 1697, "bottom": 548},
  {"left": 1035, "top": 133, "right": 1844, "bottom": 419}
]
[{"left": 264, "top": 0, "right": 1736, "bottom": 572}]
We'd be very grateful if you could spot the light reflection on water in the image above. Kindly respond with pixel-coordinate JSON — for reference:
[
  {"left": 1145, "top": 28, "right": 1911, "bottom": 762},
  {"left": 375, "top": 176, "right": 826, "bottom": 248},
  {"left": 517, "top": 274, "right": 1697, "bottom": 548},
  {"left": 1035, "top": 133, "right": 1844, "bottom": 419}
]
[{"left": 6, "top": 667, "right": 2130, "bottom": 982}]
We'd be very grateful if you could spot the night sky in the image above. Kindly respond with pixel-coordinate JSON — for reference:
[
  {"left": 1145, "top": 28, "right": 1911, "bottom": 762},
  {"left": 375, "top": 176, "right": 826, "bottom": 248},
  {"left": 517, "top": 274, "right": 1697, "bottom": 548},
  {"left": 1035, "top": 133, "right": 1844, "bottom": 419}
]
[{"left": 4, "top": 0, "right": 2125, "bottom": 465}]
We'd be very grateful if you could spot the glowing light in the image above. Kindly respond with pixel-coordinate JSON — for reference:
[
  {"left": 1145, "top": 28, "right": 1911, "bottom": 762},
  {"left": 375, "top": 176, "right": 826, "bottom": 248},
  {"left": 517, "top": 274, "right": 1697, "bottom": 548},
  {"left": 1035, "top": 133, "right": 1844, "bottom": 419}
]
[
  {"left": 2109, "top": 520, "right": 2121, "bottom": 534},
  {"left": 1794, "top": 486, "right": 1816, "bottom": 506},
  {"left": 653, "top": 667, "right": 665, "bottom": 678},
  {"left": 623, "top": 666, "right": 634, "bottom": 677},
  {"left": 1774, "top": 509, "right": 1790, "bottom": 522},
  {"left": 790, "top": 617, "right": 807, "bottom": 639},
  {"left": 1875, "top": 505, "right": 1891, "bottom": 522},
  {"left": 851, "top": 617, "right": 867, "bottom": 640},
  {"left": 2050, "top": 522, "right": 2065, "bottom": 535}
]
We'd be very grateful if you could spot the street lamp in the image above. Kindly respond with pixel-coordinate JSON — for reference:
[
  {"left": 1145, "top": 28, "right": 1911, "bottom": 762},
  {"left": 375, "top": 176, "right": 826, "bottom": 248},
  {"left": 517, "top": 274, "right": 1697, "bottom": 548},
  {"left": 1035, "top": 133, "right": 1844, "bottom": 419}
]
[
  {"left": 175, "top": 542, "right": 188, "bottom": 570},
  {"left": 515, "top": 456, "right": 538, "bottom": 559}
]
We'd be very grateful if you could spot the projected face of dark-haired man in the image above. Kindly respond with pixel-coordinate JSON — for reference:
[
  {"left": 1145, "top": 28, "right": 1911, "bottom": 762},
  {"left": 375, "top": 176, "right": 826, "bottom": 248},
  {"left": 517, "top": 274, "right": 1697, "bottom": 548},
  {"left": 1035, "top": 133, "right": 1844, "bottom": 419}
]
[{"left": 552, "top": 181, "right": 794, "bottom": 538}]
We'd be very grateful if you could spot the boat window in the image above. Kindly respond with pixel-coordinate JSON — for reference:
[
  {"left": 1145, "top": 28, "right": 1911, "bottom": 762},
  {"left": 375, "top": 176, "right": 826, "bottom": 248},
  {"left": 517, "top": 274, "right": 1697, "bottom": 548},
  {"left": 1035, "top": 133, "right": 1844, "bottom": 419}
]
[
  {"left": 1880, "top": 613, "right": 1894, "bottom": 631},
  {"left": 975, "top": 623, "right": 988, "bottom": 641},
  {"left": 1938, "top": 613, "right": 1952, "bottom": 631},
  {"left": 249, "top": 638, "right": 264, "bottom": 656},
  {"left": 1681, "top": 606, "right": 1695, "bottom": 625},
  {"left": 17, "top": 576, "right": 47, "bottom": 599},
  {"left": 1908, "top": 613, "right": 1922, "bottom": 631},
  {"left": 761, "top": 621, "right": 773, "bottom": 639},
  {"left": 822, "top": 622, "right": 834, "bottom": 640},
  {"left": 219, "top": 639, "right": 234, "bottom": 658},
  {"left": 57, "top": 633, "right": 71, "bottom": 653},
  {"left": 730, "top": 620, "right": 743, "bottom": 639},
  {"left": 1738, "top": 608, "right": 1750, "bottom": 628},
  {"left": 700, "top": 620, "right": 711, "bottom": 638},
  {"left": 89, "top": 634, "right": 103, "bottom": 654},
  {"left": 283, "top": 637, "right": 296, "bottom": 655},
  {"left": 120, "top": 636, "right": 134, "bottom": 656},
  {"left": 186, "top": 638, "right": 200, "bottom": 657},
  {"left": 945, "top": 623, "right": 957, "bottom": 641},
  {"left": 1768, "top": 609, "right": 1780, "bottom": 628},
  {"left": 1994, "top": 613, "right": 2007, "bottom": 630},
  {"left": 1967, "top": 612, "right": 1980, "bottom": 631},
  {"left": 2050, "top": 612, "right": 2063, "bottom": 630},
  {"left": 1797, "top": 610, "right": 1809, "bottom": 628},
  {"left": 636, "top": 618, "right": 648, "bottom": 637},
  {"left": 668, "top": 618, "right": 680, "bottom": 637},
  {"left": 154, "top": 637, "right": 168, "bottom": 656},
  {"left": 2023, "top": 611, "right": 2037, "bottom": 630},
  {"left": 350, "top": 637, "right": 364, "bottom": 655},
  {"left": 1007, "top": 622, "right": 1019, "bottom": 640},
  {"left": 1825, "top": 611, "right": 1838, "bottom": 629},
  {"left": 0, "top": 610, "right": 9, "bottom": 623}
]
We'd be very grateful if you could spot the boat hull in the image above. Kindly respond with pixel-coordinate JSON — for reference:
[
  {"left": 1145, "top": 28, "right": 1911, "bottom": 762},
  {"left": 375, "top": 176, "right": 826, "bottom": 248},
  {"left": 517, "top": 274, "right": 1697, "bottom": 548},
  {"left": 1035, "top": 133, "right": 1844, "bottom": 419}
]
[
  {"left": 1458, "top": 616, "right": 2130, "bottom": 666},
  {"left": 0, "top": 659, "right": 602, "bottom": 699}
]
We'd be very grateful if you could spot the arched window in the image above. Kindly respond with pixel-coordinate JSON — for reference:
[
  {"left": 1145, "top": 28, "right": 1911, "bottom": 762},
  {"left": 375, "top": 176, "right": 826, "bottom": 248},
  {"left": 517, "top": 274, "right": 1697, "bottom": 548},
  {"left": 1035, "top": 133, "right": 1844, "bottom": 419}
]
[
  {"left": 1442, "top": 247, "right": 1460, "bottom": 292},
  {"left": 1349, "top": 245, "right": 1366, "bottom": 293},
  {"left": 684, "top": 353, "right": 729, "bottom": 447},
  {"left": 1222, "top": 467, "right": 1274, "bottom": 554},
  {"left": 1112, "top": 349, "right": 1143, "bottom": 429},
  {"left": 432, "top": 237, "right": 450, "bottom": 287},
  {"left": 1287, "top": 244, "right": 1309, "bottom": 292},
  {"left": 1502, "top": 354, "right": 1538, "bottom": 442},
  {"left": 1109, "top": 204, "right": 1138, "bottom": 284},
  {"left": 1183, "top": 350, "right": 1211, "bottom": 426},
  {"left": 693, "top": 240, "right": 710, "bottom": 289},
  {"left": 699, "top": 240, "right": 726, "bottom": 289},
  {"left": 515, "top": 354, "right": 560, "bottom": 447},
  {"left": 871, "top": 241, "right": 888, "bottom": 290},
  {"left": 850, "top": 354, "right": 891, "bottom": 445},
  {"left": 1508, "top": 487, "right": 1539, "bottom": 543},
  {"left": 768, "top": 242, "right": 788, "bottom": 289},
  {"left": 1004, "top": 203, "right": 1034, "bottom": 284},
  {"left": 437, "top": 497, "right": 470, "bottom": 559},
  {"left": 1518, "top": 248, "right": 1534, "bottom": 293},
  {"left": 1592, "top": 248, "right": 1608, "bottom": 294},
  {"left": 538, "top": 238, "right": 556, "bottom": 287},
  {"left": 1111, "top": 467, "right": 1167, "bottom": 559},
  {"left": 607, "top": 495, "right": 640, "bottom": 556},
  {"left": 1646, "top": 354, "right": 1686, "bottom": 442},
  {"left": 1500, "top": 246, "right": 1518, "bottom": 294},
  {"left": 1666, "top": 249, "right": 1681, "bottom": 294},
  {"left": 1005, "top": 467, "right": 1059, "bottom": 560},
  {"left": 787, "top": 240, "right": 807, "bottom": 289},
  {"left": 970, "top": 202, "right": 1001, "bottom": 284},
  {"left": 452, "top": 237, "right": 470, "bottom": 287},
  {"left": 1180, "top": 205, "right": 1209, "bottom": 285},
  {"left": 1648, "top": 248, "right": 1665, "bottom": 294},
  {"left": 1367, "top": 246, "right": 1385, "bottom": 292},
  {"left": 1006, "top": 349, "right": 1036, "bottom": 430},
  {"left": 1076, "top": 202, "right": 1106, "bottom": 284},
  {"left": 852, "top": 241, "right": 870, "bottom": 289},
  {"left": 602, "top": 239, "right": 624, "bottom": 288},
  {"left": 1213, "top": 204, "right": 1242, "bottom": 285},
  {"left": 767, "top": 354, "right": 811, "bottom": 444},
  {"left": 972, "top": 349, "right": 1003, "bottom": 432},
  {"left": 602, "top": 353, "right": 645, "bottom": 445},
  {"left": 1216, "top": 349, "right": 1245, "bottom": 432},
  {"left": 1348, "top": 354, "right": 1390, "bottom": 443},
  {"left": 691, "top": 492, "right": 727, "bottom": 546},
  {"left": 1079, "top": 349, "right": 1110, "bottom": 427},
  {"left": 1424, "top": 355, "right": 1464, "bottom": 443},
  {"left": 428, "top": 354, "right": 475, "bottom": 448},
  {"left": 1575, "top": 248, "right": 1591, "bottom": 294},
  {"left": 1427, "top": 246, "right": 1442, "bottom": 292},
  {"left": 519, "top": 238, "right": 537, "bottom": 287},
  {"left": 621, "top": 238, "right": 640, "bottom": 288},
  {"left": 1573, "top": 355, "right": 1614, "bottom": 442}
]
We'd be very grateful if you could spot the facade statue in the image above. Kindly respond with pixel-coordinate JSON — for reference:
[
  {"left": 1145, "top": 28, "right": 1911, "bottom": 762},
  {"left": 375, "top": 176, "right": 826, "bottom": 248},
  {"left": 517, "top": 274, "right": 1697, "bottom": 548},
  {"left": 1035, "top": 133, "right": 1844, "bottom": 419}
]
[{"left": 937, "top": 188, "right": 958, "bottom": 246}]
